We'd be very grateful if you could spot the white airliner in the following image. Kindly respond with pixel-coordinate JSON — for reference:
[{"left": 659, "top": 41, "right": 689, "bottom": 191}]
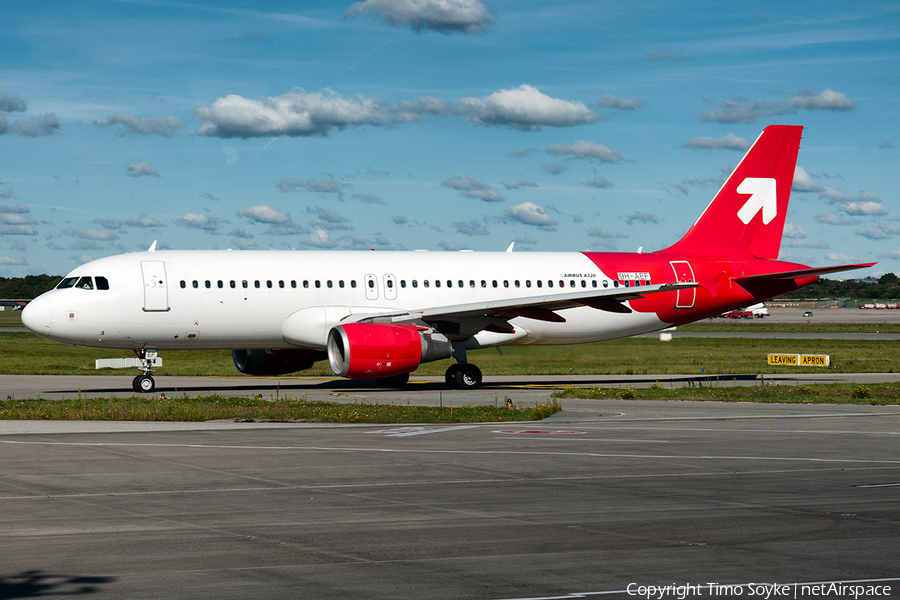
[{"left": 22, "top": 125, "right": 872, "bottom": 392}]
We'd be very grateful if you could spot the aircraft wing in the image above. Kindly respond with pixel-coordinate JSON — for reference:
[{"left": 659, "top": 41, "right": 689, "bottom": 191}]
[{"left": 352, "top": 281, "right": 697, "bottom": 327}]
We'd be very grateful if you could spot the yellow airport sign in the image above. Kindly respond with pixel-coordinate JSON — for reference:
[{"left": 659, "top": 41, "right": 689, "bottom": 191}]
[
  {"left": 800, "top": 354, "right": 830, "bottom": 367},
  {"left": 768, "top": 354, "right": 799, "bottom": 365},
  {"left": 767, "top": 354, "right": 830, "bottom": 367}
]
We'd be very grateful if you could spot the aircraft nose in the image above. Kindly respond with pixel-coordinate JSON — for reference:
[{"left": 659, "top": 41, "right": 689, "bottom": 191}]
[{"left": 22, "top": 295, "right": 52, "bottom": 338}]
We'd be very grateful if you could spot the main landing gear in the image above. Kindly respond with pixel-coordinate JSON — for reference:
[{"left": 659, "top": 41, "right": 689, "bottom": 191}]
[
  {"left": 132, "top": 348, "right": 159, "bottom": 393},
  {"left": 444, "top": 363, "right": 482, "bottom": 389}
]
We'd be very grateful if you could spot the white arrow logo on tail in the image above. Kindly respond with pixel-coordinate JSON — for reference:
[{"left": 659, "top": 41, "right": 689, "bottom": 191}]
[{"left": 736, "top": 177, "right": 777, "bottom": 225}]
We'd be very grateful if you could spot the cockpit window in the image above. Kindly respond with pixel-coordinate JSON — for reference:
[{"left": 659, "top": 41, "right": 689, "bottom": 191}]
[
  {"left": 57, "top": 277, "right": 79, "bottom": 289},
  {"left": 95, "top": 276, "right": 109, "bottom": 290},
  {"left": 76, "top": 276, "right": 94, "bottom": 290}
]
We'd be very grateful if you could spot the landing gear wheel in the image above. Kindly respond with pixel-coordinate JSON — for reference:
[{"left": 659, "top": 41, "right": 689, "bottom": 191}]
[
  {"left": 452, "top": 364, "right": 482, "bottom": 389},
  {"left": 133, "top": 375, "right": 155, "bottom": 393},
  {"left": 375, "top": 372, "right": 410, "bottom": 388},
  {"left": 445, "top": 364, "right": 461, "bottom": 388}
]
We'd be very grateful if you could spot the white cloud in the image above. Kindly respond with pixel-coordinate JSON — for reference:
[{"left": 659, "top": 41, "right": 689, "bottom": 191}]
[
  {"left": 815, "top": 212, "right": 852, "bottom": 226},
  {"left": 276, "top": 177, "right": 349, "bottom": 200},
  {"left": 624, "top": 211, "right": 659, "bottom": 225},
  {"left": 0, "top": 91, "right": 28, "bottom": 113},
  {"left": 176, "top": 213, "right": 221, "bottom": 231},
  {"left": 782, "top": 223, "right": 807, "bottom": 239},
  {"left": 196, "top": 89, "right": 387, "bottom": 138},
  {"left": 699, "top": 89, "right": 856, "bottom": 124},
  {"left": 0, "top": 256, "right": 26, "bottom": 265},
  {"left": 545, "top": 140, "right": 623, "bottom": 162},
  {"left": 825, "top": 252, "right": 857, "bottom": 263},
  {"left": 105, "top": 113, "right": 185, "bottom": 137},
  {"left": 351, "top": 192, "right": 386, "bottom": 204},
  {"left": 452, "top": 219, "right": 490, "bottom": 236},
  {"left": 15, "top": 113, "right": 60, "bottom": 137},
  {"left": 303, "top": 229, "right": 338, "bottom": 248},
  {"left": 598, "top": 94, "right": 647, "bottom": 110},
  {"left": 441, "top": 175, "right": 503, "bottom": 202},
  {"left": 126, "top": 213, "right": 163, "bottom": 228},
  {"left": 0, "top": 213, "right": 37, "bottom": 226},
  {"left": 439, "top": 240, "right": 469, "bottom": 251},
  {"left": 856, "top": 223, "right": 900, "bottom": 240},
  {"left": 72, "top": 228, "right": 118, "bottom": 241},
  {"left": 792, "top": 166, "right": 823, "bottom": 193},
  {"left": 839, "top": 201, "right": 888, "bottom": 216},
  {"left": 503, "top": 202, "right": 557, "bottom": 230},
  {"left": 456, "top": 85, "right": 599, "bottom": 131},
  {"left": 680, "top": 133, "right": 750, "bottom": 152},
  {"left": 582, "top": 176, "right": 612, "bottom": 189},
  {"left": 344, "top": 0, "right": 494, "bottom": 33},
  {"left": 0, "top": 224, "right": 37, "bottom": 235},
  {"left": 237, "top": 205, "right": 292, "bottom": 224},
  {"left": 126, "top": 161, "right": 160, "bottom": 178}
]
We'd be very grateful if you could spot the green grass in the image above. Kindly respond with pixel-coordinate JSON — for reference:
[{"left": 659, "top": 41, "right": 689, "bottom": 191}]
[
  {"left": 1, "top": 332, "right": 899, "bottom": 376},
  {"left": 0, "top": 311, "right": 23, "bottom": 326},
  {"left": 0, "top": 395, "right": 561, "bottom": 423},
  {"left": 681, "top": 321, "right": 900, "bottom": 333},
  {"left": 552, "top": 382, "right": 900, "bottom": 405}
]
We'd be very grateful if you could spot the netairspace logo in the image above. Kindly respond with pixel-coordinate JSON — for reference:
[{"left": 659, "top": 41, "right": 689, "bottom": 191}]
[{"left": 625, "top": 582, "right": 893, "bottom": 599}]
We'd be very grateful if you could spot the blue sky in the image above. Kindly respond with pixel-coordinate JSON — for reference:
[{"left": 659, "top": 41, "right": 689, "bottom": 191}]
[{"left": 1, "top": 0, "right": 897, "bottom": 278}]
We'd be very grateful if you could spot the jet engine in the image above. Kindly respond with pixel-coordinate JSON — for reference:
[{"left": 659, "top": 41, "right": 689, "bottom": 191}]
[
  {"left": 327, "top": 323, "right": 452, "bottom": 379},
  {"left": 232, "top": 348, "right": 327, "bottom": 376}
]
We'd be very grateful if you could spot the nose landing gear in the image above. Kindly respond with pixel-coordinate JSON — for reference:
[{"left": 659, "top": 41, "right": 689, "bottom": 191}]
[{"left": 131, "top": 348, "right": 159, "bottom": 393}]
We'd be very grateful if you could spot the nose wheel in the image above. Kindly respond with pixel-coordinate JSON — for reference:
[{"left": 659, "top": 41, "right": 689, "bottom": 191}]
[
  {"left": 444, "top": 363, "right": 482, "bottom": 389},
  {"left": 132, "top": 375, "right": 156, "bottom": 393}
]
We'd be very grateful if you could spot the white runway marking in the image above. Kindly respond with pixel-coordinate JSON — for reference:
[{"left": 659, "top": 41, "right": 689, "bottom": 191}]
[
  {"left": 367, "top": 425, "right": 480, "bottom": 437},
  {"left": 2, "top": 439, "right": 899, "bottom": 465}
]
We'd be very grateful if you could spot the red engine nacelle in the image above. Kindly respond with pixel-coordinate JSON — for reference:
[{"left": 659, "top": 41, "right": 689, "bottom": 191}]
[
  {"left": 232, "top": 348, "right": 327, "bottom": 376},
  {"left": 327, "top": 323, "right": 427, "bottom": 379}
]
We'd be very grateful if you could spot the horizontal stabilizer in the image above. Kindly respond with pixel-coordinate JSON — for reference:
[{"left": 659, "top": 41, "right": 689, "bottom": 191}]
[{"left": 734, "top": 262, "right": 875, "bottom": 285}]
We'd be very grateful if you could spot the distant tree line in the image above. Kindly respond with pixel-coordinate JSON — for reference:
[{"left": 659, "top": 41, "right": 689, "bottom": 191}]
[
  {"left": 2, "top": 273, "right": 899, "bottom": 301},
  {"left": 0, "top": 275, "right": 62, "bottom": 299},
  {"left": 778, "top": 273, "right": 900, "bottom": 300}
]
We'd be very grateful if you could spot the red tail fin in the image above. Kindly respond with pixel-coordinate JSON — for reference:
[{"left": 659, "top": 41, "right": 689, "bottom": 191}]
[{"left": 660, "top": 125, "right": 803, "bottom": 259}]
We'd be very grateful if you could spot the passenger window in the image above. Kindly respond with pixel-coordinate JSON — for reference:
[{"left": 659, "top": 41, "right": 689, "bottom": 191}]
[
  {"left": 291, "top": 281, "right": 296, "bottom": 288},
  {"left": 267, "top": 281, "right": 273, "bottom": 288},
  {"left": 559, "top": 280, "right": 564, "bottom": 288},
  {"left": 412, "top": 280, "right": 418, "bottom": 288},
  {"left": 491, "top": 280, "right": 497, "bottom": 288},
  {"left": 316, "top": 280, "right": 321, "bottom": 288},
  {"left": 218, "top": 280, "right": 224, "bottom": 289},
  {"left": 205, "top": 280, "right": 211, "bottom": 289},
  {"left": 447, "top": 280, "right": 452, "bottom": 288},
  {"left": 367, "top": 280, "right": 373, "bottom": 289},
  {"left": 230, "top": 280, "right": 236, "bottom": 288},
  {"left": 458, "top": 280, "right": 463, "bottom": 288},
  {"left": 399, "top": 280, "right": 405, "bottom": 288},
  {"left": 424, "top": 280, "right": 429, "bottom": 288},
  {"left": 571, "top": 280, "right": 576, "bottom": 288},
  {"left": 386, "top": 280, "right": 392, "bottom": 289},
  {"left": 242, "top": 280, "right": 248, "bottom": 289},
  {"left": 180, "top": 280, "right": 186, "bottom": 289},
  {"left": 537, "top": 280, "right": 542, "bottom": 288},
  {"left": 515, "top": 280, "right": 520, "bottom": 288},
  {"left": 471, "top": 280, "right": 477, "bottom": 288},
  {"left": 339, "top": 280, "right": 345, "bottom": 288},
  {"left": 193, "top": 280, "right": 199, "bottom": 289},
  {"left": 279, "top": 281, "right": 284, "bottom": 289},
  {"left": 613, "top": 281, "right": 618, "bottom": 288},
  {"left": 526, "top": 280, "right": 531, "bottom": 288},
  {"left": 350, "top": 280, "right": 357, "bottom": 288},
  {"left": 95, "top": 276, "right": 109, "bottom": 290},
  {"left": 503, "top": 280, "right": 508, "bottom": 288},
  {"left": 435, "top": 280, "right": 441, "bottom": 288},
  {"left": 581, "top": 280, "right": 586, "bottom": 288},
  {"left": 548, "top": 280, "right": 553, "bottom": 288},
  {"left": 327, "top": 280, "right": 333, "bottom": 288},
  {"left": 303, "top": 280, "right": 309, "bottom": 288}
]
